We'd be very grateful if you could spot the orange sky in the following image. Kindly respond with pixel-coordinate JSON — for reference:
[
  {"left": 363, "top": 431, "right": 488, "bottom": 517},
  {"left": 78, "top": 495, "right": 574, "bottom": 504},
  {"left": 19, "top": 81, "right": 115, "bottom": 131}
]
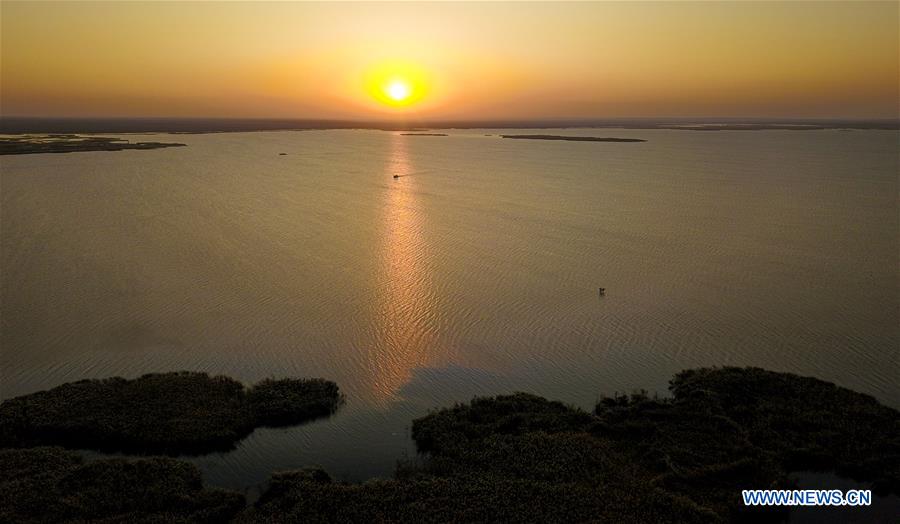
[{"left": 2, "top": 1, "right": 897, "bottom": 120}]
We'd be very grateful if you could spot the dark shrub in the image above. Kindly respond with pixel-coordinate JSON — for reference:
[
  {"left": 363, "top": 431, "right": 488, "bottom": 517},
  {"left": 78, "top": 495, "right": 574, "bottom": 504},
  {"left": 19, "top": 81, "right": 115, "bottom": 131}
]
[{"left": 248, "top": 378, "right": 343, "bottom": 427}]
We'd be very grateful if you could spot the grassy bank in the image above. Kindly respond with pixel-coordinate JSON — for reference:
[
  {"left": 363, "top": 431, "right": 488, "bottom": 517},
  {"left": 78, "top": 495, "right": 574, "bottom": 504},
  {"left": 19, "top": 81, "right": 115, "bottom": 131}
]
[{"left": 0, "top": 372, "right": 343, "bottom": 455}]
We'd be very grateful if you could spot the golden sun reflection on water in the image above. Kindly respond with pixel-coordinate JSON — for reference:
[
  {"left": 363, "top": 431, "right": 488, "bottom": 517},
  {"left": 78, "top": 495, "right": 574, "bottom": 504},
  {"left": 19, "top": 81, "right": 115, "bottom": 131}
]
[{"left": 368, "top": 134, "right": 437, "bottom": 403}]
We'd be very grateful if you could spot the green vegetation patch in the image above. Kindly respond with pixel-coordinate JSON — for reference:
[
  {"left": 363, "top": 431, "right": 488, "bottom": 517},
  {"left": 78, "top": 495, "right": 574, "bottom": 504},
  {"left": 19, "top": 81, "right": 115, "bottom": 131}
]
[
  {"left": 241, "top": 367, "right": 898, "bottom": 523},
  {"left": 0, "top": 372, "right": 343, "bottom": 455},
  {"left": 593, "top": 367, "right": 900, "bottom": 520},
  {"left": 4, "top": 367, "right": 896, "bottom": 522},
  {"left": 237, "top": 465, "right": 713, "bottom": 524},
  {"left": 0, "top": 447, "right": 244, "bottom": 523},
  {"left": 249, "top": 378, "right": 343, "bottom": 427},
  {"left": 670, "top": 367, "right": 900, "bottom": 493},
  {"left": 0, "top": 134, "right": 186, "bottom": 155}
]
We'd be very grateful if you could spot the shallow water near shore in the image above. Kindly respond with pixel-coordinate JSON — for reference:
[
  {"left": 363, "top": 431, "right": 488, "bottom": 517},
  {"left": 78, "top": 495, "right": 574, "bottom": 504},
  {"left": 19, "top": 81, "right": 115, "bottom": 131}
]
[{"left": 2, "top": 128, "right": 897, "bottom": 489}]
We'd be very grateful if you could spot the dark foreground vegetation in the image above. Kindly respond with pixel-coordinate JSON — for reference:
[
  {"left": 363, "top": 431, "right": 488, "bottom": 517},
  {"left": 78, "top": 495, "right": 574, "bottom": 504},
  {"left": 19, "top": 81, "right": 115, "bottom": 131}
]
[
  {"left": 0, "top": 372, "right": 343, "bottom": 454},
  {"left": 240, "top": 367, "right": 898, "bottom": 523},
  {"left": 2, "top": 367, "right": 896, "bottom": 523},
  {"left": 0, "top": 134, "right": 186, "bottom": 155},
  {"left": 501, "top": 134, "right": 646, "bottom": 142},
  {"left": 0, "top": 447, "right": 244, "bottom": 523}
]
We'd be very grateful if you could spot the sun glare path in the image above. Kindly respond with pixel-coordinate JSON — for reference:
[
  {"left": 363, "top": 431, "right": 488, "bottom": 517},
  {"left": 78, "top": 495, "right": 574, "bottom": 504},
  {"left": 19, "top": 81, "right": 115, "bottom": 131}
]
[{"left": 367, "top": 133, "right": 436, "bottom": 403}]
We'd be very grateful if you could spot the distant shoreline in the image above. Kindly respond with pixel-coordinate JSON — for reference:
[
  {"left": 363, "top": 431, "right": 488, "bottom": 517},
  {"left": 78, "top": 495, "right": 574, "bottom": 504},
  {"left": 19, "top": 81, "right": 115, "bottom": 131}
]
[
  {"left": 501, "top": 134, "right": 646, "bottom": 142},
  {"left": 1, "top": 117, "right": 897, "bottom": 134}
]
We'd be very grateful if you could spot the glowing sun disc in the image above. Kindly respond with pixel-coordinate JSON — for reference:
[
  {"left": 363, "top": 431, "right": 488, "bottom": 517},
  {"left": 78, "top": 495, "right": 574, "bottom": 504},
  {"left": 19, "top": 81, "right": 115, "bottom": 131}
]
[
  {"left": 365, "top": 60, "right": 429, "bottom": 108},
  {"left": 386, "top": 81, "right": 411, "bottom": 101}
]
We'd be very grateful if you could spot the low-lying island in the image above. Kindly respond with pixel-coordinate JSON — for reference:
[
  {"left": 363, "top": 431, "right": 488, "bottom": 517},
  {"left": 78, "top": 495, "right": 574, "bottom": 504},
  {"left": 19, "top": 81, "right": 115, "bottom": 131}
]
[
  {"left": 501, "top": 134, "right": 646, "bottom": 142},
  {"left": 0, "top": 134, "right": 186, "bottom": 155}
]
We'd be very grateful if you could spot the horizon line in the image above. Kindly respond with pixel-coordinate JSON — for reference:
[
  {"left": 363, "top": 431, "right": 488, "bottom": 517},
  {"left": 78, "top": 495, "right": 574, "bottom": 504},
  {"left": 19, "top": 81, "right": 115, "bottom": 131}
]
[
  {"left": 4, "top": 115, "right": 898, "bottom": 122},
  {"left": 2, "top": 115, "right": 898, "bottom": 134}
]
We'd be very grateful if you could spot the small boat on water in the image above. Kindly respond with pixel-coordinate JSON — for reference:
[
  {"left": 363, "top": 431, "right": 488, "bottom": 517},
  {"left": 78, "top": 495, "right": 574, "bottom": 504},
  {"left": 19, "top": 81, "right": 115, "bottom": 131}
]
[{"left": 393, "top": 175, "right": 400, "bottom": 179}]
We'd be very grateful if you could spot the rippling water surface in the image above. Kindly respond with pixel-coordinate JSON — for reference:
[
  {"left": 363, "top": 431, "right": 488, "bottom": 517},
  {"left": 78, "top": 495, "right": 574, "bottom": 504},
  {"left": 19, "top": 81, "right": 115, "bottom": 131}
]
[{"left": 2, "top": 129, "right": 897, "bottom": 490}]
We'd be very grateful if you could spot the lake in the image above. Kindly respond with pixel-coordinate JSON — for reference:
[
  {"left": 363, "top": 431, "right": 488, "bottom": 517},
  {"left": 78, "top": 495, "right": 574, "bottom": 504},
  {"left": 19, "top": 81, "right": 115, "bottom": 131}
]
[{"left": 1, "top": 129, "right": 897, "bottom": 492}]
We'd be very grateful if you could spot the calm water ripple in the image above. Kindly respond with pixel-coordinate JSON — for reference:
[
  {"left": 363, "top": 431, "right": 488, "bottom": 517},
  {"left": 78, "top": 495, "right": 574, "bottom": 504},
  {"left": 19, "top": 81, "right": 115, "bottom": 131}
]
[{"left": 1, "top": 128, "right": 897, "bottom": 488}]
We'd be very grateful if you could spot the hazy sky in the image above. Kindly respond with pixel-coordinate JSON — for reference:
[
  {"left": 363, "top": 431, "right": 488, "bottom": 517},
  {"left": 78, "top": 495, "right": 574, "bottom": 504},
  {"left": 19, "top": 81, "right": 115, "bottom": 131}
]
[{"left": 2, "top": 1, "right": 898, "bottom": 120}]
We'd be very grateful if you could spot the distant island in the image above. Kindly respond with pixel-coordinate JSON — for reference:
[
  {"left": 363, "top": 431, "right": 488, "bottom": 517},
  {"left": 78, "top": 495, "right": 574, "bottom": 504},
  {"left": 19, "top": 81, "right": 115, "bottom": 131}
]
[
  {"left": 1, "top": 366, "right": 897, "bottom": 523},
  {"left": 400, "top": 133, "right": 448, "bottom": 136},
  {"left": 0, "top": 134, "right": 186, "bottom": 155},
  {"left": 502, "top": 134, "right": 646, "bottom": 142}
]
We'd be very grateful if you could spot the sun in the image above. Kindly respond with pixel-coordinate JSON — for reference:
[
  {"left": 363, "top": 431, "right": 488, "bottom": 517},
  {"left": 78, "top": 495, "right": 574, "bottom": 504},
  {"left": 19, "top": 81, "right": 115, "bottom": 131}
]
[
  {"left": 376, "top": 76, "right": 418, "bottom": 107},
  {"left": 386, "top": 81, "right": 411, "bottom": 102},
  {"left": 364, "top": 60, "right": 429, "bottom": 109}
]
